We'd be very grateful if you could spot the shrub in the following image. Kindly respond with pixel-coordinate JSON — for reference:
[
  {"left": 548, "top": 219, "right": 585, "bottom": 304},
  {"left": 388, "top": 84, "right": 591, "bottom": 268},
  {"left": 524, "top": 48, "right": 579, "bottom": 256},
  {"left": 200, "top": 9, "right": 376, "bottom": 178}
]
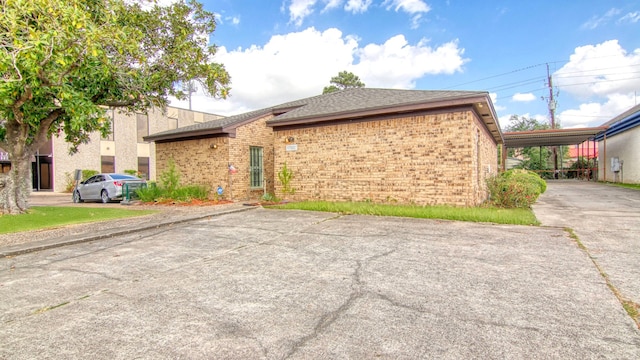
[
  {"left": 169, "top": 185, "right": 209, "bottom": 201},
  {"left": 136, "top": 182, "right": 163, "bottom": 202},
  {"left": 261, "top": 192, "right": 279, "bottom": 203},
  {"left": 82, "top": 169, "right": 99, "bottom": 181},
  {"left": 278, "top": 162, "right": 295, "bottom": 196},
  {"left": 159, "top": 158, "right": 180, "bottom": 194},
  {"left": 487, "top": 169, "right": 546, "bottom": 208},
  {"left": 63, "top": 172, "right": 76, "bottom": 192}
]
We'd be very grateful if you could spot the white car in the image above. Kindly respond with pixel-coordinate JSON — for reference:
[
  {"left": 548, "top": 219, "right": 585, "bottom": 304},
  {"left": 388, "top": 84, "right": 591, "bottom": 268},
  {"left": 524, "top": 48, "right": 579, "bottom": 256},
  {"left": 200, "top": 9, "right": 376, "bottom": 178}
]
[{"left": 73, "top": 173, "right": 146, "bottom": 203}]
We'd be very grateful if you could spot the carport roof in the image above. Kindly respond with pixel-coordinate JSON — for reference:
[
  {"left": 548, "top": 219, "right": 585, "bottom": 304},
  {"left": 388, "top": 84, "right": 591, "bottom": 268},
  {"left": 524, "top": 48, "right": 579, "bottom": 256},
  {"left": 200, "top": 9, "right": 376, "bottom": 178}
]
[{"left": 503, "top": 127, "right": 608, "bottom": 148}]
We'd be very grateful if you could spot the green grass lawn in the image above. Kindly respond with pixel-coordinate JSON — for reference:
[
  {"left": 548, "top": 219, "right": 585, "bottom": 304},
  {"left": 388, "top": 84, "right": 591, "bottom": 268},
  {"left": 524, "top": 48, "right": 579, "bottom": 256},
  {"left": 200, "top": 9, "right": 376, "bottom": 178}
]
[
  {"left": 268, "top": 201, "right": 539, "bottom": 225},
  {"left": 607, "top": 182, "right": 640, "bottom": 191},
  {"left": 0, "top": 206, "right": 158, "bottom": 234}
]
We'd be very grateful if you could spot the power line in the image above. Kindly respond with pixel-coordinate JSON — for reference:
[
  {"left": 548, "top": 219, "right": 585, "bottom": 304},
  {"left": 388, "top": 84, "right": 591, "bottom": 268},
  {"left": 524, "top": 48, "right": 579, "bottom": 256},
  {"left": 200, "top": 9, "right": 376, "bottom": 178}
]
[{"left": 443, "top": 62, "right": 548, "bottom": 89}]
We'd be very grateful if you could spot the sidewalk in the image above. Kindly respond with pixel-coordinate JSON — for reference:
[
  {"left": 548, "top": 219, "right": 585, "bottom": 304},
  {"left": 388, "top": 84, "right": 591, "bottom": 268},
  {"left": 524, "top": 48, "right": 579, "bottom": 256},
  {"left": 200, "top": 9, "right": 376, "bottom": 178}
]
[{"left": 1, "top": 193, "right": 257, "bottom": 258}]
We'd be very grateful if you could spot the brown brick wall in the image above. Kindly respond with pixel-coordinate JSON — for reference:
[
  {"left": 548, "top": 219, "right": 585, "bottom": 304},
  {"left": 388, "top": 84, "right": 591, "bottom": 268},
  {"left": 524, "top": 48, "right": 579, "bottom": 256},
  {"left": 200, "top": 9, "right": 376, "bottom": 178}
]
[
  {"left": 156, "top": 137, "right": 230, "bottom": 198},
  {"left": 273, "top": 110, "right": 498, "bottom": 206},
  {"left": 155, "top": 114, "right": 274, "bottom": 200},
  {"left": 228, "top": 115, "right": 275, "bottom": 200}
]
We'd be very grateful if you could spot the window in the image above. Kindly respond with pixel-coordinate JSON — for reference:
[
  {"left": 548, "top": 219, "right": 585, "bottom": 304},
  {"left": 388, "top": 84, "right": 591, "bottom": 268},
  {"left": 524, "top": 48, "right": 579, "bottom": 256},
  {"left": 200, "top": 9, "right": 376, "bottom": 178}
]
[
  {"left": 138, "top": 157, "right": 149, "bottom": 180},
  {"left": 101, "top": 156, "right": 115, "bottom": 173},
  {"left": 249, "top": 146, "right": 263, "bottom": 188},
  {"left": 136, "top": 113, "right": 149, "bottom": 143}
]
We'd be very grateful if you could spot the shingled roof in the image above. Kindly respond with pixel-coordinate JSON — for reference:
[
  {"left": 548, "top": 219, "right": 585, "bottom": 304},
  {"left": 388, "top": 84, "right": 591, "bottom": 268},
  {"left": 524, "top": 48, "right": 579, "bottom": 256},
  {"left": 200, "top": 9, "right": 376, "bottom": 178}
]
[
  {"left": 268, "top": 88, "right": 502, "bottom": 143},
  {"left": 145, "top": 88, "right": 503, "bottom": 143},
  {"left": 144, "top": 108, "right": 272, "bottom": 142}
]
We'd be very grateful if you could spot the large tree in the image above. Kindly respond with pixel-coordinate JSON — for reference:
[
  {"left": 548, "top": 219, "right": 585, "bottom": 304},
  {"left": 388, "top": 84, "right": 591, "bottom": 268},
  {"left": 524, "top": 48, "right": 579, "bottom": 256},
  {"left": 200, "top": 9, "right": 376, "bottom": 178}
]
[
  {"left": 0, "top": 0, "right": 230, "bottom": 214},
  {"left": 322, "top": 71, "right": 365, "bottom": 94}
]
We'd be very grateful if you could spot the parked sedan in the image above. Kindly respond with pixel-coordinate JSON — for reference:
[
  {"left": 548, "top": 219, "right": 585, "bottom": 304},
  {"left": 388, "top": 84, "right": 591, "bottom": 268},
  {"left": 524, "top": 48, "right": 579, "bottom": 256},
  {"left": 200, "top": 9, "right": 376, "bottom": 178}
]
[{"left": 73, "top": 173, "right": 146, "bottom": 203}]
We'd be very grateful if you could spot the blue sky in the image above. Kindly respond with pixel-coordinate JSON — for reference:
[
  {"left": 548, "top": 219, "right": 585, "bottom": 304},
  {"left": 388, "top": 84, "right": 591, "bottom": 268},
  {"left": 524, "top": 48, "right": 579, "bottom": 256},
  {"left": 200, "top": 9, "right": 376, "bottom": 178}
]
[{"left": 170, "top": 0, "right": 640, "bottom": 130}]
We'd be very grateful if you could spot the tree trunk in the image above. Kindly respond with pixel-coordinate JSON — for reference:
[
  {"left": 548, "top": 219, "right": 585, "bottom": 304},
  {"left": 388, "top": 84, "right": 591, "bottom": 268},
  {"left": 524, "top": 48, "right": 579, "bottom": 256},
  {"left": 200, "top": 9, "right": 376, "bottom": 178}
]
[{"left": 0, "top": 152, "right": 31, "bottom": 215}]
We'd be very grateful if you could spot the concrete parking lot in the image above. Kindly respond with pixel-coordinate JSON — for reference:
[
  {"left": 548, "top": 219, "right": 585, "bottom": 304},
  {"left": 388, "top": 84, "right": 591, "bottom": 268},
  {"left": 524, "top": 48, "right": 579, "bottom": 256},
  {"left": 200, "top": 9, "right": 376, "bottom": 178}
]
[{"left": 2, "top": 186, "right": 640, "bottom": 358}]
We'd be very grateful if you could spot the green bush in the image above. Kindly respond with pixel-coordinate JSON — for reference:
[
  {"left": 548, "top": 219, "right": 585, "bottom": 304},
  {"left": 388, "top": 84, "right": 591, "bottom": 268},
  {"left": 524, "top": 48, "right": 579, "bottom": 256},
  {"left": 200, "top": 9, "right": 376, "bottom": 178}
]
[
  {"left": 135, "top": 161, "right": 211, "bottom": 203},
  {"left": 487, "top": 169, "right": 546, "bottom": 208},
  {"left": 169, "top": 185, "right": 209, "bottom": 201},
  {"left": 135, "top": 182, "right": 163, "bottom": 202},
  {"left": 82, "top": 169, "right": 99, "bottom": 181}
]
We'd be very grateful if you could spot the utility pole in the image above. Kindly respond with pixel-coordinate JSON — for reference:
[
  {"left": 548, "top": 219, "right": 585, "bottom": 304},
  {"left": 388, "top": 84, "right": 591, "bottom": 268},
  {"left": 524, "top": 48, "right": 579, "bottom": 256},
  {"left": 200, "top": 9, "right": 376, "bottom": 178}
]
[
  {"left": 184, "top": 80, "right": 198, "bottom": 110},
  {"left": 546, "top": 63, "right": 558, "bottom": 177}
]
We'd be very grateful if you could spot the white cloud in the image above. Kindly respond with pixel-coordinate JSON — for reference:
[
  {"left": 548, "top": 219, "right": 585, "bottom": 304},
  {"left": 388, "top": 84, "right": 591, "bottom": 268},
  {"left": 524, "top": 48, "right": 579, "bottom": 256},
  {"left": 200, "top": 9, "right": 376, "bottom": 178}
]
[
  {"left": 383, "top": 0, "right": 431, "bottom": 14},
  {"left": 288, "top": 0, "right": 317, "bottom": 26},
  {"left": 490, "top": 92, "right": 506, "bottom": 112},
  {"left": 552, "top": 40, "right": 640, "bottom": 128},
  {"left": 383, "top": 0, "right": 431, "bottom": 28},
  {"left": 345, "top": 0, "right": 372, "bottom": 13},
  {"left": 512, "top": 93, "right": 536, "bottom": 102},
  {"left": 554, "top": 40, "right": 640, "bottom": 99},
  {"left": 287, "top": 0, "right": 429, "bottom": 27},
  {"left": 557, "top": 93, "right": 637, "bottom": 128},
  {"left": 172, "top": 27, "right": 467, "bottom": 115},
  {"left": 618, "top": 11, "right": 640, "bottom": 24},
  {"left": 355, "top": 37, "right": 467, "bottom": 88},
  {"left": 581, "top": 8, "right": 621, "bottom": 30},
  {"left": 322, "top": 0, "right": 342, "bottom": 12}
]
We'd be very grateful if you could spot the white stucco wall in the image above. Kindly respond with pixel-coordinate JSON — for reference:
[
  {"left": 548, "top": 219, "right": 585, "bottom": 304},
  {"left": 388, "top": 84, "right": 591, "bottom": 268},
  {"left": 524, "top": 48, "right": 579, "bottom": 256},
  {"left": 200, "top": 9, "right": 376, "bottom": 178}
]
[
  {"left": 48, "top": 107, "right": 223, "bottom": 192},
  {"left": 598, "top": 125, "right": 640, "bottom": 184}
]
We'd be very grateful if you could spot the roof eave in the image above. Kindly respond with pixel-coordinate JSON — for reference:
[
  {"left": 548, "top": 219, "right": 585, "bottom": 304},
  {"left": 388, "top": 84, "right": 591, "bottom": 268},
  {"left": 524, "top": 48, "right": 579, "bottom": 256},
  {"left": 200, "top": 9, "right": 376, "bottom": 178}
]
[
  {"left": 266, "top": 94, "right": 490, "bottom": 126},
  {"left": 267, "top": 93, "right": 503, "bottom": 144},
  {"left": 144, "top": 127, "right": 229, "bottom": 143}
]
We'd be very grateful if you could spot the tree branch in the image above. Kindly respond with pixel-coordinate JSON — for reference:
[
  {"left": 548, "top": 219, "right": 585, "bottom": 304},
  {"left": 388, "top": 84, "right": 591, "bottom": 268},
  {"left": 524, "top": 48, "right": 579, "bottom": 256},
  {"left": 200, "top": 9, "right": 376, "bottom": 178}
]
[
  {"left": 27, "top": 109, "right": 64, "bottom": 154},
  {"left": 11, "top": 86, "right": 32, "bottom": 125}
]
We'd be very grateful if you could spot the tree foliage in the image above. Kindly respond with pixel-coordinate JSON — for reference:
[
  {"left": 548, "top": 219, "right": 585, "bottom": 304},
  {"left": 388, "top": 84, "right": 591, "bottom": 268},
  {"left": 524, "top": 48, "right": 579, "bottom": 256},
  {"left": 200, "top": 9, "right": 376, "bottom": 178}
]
[
  {"left": 0, "top": 0, "right": 231, "bottom": 214},
  {"left": 503, "top": 115, "right": 552, "bottom": 170},
  {"left": 322, "top": 71, "right": 365, "bottom": 94}
]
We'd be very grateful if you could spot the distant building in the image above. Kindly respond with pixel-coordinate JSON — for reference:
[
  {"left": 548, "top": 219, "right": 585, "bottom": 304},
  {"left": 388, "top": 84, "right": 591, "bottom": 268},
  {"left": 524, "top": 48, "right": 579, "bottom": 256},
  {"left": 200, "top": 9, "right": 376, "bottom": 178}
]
[
  {"left": 1, "top": 107, "right": 223, "bottom": 192},
  {"left": 596, "top": 104, "right": 640, "bottom": 183}
]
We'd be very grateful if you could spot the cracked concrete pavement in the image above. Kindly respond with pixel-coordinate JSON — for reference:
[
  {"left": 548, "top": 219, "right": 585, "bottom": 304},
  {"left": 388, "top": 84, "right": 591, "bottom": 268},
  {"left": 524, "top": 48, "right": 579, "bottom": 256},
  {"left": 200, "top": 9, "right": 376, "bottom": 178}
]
[{"left": 2, "top": 197, "right": 640, "bottom": 359}]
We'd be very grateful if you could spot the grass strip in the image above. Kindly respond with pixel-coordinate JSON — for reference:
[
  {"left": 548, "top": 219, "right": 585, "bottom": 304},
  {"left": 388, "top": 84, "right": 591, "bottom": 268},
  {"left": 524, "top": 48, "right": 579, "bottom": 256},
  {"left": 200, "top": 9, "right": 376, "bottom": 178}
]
[
  {"left": 565, "top": 228, "right": 640, "bottom": 329},
  {"left": 0, "top": 206, "right": 157, "bottom": 234},
  {"left": 606, "top": 182, "right": 640, "bottom": 191},
  {"left": 268, "top": 201, "right": 539, "bottom": 225}
]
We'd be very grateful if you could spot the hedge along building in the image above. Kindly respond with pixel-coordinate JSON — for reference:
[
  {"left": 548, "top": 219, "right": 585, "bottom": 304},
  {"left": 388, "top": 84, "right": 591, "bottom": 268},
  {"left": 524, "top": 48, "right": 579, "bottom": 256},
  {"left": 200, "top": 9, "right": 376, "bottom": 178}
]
[{"left": 145, "top": 88, "right": 503, "bottom": 206}]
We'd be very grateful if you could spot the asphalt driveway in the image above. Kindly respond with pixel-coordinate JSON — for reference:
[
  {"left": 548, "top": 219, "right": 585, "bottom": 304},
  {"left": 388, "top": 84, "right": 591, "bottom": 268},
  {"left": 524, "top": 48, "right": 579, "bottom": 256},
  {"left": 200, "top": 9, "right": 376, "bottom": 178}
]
[{"left": 2, "top": 201, "right": 639, "bottom": 358}]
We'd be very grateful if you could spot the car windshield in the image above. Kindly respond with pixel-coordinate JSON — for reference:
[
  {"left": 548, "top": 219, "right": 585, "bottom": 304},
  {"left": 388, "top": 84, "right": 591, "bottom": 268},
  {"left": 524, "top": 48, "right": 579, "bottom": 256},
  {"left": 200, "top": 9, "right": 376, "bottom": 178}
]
[{"left": 110, "top": 174, "right": 139, "bottom": 180}]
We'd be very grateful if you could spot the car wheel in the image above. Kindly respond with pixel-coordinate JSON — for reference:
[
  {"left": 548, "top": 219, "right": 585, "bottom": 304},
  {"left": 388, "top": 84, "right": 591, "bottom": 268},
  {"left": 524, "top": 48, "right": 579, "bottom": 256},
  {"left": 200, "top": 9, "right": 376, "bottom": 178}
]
[
  {"left": 72, "top": 191, "right": 83, "bottom": 203},
  {"left": 100, "top": 190, "right": 110, "bottom": 204}
]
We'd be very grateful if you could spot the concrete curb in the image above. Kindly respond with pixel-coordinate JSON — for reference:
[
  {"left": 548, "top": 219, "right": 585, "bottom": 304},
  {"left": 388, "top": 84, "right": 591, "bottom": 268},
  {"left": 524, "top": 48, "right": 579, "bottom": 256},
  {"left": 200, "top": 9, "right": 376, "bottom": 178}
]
[{"left": 0, "top": 205, "right": 258, "bottom": 258}]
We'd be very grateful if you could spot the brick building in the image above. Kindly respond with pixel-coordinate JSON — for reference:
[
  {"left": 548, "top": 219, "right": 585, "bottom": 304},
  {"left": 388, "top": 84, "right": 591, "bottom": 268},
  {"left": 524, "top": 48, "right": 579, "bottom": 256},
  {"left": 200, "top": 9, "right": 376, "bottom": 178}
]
[{"left": 146, "top": 88, "right": 503, "bottom": 206}]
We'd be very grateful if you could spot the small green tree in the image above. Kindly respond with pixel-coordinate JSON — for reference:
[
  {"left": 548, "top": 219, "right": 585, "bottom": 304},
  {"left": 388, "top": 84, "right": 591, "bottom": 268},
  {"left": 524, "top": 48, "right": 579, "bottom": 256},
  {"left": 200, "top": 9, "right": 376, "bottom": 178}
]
[
  {"left": 159, "top": 158, "right": 181, "bottom": 195},
  {"left": 322, "top": 71, "right": 365, "bottom": 94},
  {"left": 277, "top": 162, "right": 295, "bottom": 197}
]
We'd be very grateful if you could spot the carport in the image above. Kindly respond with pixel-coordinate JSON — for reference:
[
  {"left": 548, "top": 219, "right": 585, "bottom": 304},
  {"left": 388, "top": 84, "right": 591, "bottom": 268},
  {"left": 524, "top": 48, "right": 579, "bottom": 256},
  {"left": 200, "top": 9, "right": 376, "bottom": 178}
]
[{"left": 502, "top": 126, "right": 608, "bottom": 179}]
